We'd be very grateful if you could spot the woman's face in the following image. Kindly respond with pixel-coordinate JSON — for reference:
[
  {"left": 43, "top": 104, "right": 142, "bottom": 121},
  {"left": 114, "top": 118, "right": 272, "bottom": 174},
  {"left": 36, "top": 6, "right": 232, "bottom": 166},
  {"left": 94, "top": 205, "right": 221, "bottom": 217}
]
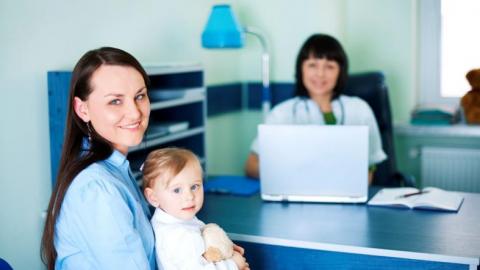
[
  {"left": 301, "top": 57, "right": 340, "bottom": 98},
  {"left": 74, "top": 65, "right": 150, "bottom": 154}
]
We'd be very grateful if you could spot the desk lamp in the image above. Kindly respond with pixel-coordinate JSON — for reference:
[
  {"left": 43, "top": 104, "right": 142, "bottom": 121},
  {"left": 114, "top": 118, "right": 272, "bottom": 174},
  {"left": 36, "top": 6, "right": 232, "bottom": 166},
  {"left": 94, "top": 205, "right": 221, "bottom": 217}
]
[{"left": 202, "top": 4, "right": 271, "bottom": 119}]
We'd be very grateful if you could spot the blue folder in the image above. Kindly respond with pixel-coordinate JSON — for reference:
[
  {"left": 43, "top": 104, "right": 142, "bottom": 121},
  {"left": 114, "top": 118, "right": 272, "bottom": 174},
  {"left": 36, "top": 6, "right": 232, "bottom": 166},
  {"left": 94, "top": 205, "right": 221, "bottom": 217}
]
[{"left": 204, "top": 175, "right": 260, "bottom": 196}]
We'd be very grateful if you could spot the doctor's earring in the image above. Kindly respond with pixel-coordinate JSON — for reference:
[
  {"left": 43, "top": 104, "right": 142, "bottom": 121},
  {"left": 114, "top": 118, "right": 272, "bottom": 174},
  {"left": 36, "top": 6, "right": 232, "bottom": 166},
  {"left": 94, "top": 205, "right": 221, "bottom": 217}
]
[{"left": 86, "top": 121, "right": 93, "bottom": 142}]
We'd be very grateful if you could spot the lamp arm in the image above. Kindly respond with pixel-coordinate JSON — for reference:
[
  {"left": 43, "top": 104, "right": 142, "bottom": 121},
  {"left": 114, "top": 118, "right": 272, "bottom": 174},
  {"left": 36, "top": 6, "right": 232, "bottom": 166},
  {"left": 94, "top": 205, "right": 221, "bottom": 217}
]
[
  {"left": 245, "top": 27, "right": 271, "bottom": 119},
  {"left": 244, "top": 27, "right": 268, "bottom": 54}
]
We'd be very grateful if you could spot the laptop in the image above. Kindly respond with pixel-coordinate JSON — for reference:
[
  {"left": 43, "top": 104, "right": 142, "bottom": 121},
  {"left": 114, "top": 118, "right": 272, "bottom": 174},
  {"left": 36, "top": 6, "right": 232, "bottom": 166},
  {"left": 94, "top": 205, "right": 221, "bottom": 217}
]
[{"left": 258, "top": 124, "right": 369, "bottom": 203}]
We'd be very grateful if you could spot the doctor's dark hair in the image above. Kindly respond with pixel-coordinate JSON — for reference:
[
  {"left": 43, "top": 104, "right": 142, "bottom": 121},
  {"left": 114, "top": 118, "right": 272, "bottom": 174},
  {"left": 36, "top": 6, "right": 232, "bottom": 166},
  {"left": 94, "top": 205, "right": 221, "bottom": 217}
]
[
  {"left": 294, "top": 34, "right": 349, "bottom": 100},
  {"left": 41, "top": 47, "right": 149, "bottom": 270}
]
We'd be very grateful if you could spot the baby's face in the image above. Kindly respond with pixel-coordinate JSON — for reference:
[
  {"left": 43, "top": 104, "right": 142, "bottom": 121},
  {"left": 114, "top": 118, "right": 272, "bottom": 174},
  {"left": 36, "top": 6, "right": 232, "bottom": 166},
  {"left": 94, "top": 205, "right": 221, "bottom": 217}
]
[{"left": 152, "top": 161, "right": 204, "bottom": 220}]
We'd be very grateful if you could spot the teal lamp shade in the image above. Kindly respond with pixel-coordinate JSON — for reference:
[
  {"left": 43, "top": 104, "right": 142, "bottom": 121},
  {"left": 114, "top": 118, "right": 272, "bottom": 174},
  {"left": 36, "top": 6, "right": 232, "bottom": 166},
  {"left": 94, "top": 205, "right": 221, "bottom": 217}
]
[{"left": 202, "top": 4, "right": 244, "bottom": 48}]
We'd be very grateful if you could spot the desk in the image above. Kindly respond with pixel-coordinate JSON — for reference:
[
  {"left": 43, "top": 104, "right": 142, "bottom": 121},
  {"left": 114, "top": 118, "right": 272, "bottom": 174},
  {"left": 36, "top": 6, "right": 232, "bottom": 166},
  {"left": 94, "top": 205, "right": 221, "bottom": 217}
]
[{"left": 198, "top": 188, "right": 480, "bottom": 270}]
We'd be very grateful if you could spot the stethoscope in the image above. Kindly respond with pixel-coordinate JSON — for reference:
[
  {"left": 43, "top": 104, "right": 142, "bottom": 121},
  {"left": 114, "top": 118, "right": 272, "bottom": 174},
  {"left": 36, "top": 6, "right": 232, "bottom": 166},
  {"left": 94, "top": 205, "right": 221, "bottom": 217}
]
[{"left": 293, "top": 97, "right": 345, "bottom": 125}]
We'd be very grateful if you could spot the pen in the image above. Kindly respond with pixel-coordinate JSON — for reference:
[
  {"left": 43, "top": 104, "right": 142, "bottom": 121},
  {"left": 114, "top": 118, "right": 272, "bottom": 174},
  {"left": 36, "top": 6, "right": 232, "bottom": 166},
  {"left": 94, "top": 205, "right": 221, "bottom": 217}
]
[{"left": 396, "top": 190, "right": 430, "bottom": 199}]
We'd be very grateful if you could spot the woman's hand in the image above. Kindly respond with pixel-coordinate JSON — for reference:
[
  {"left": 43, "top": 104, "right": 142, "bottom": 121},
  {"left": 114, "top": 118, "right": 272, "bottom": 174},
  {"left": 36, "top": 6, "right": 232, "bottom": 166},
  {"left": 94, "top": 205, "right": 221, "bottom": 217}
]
[
  {"left": 232, "top": 244, "right": 249, "bottom": 269},
  {"left": 233, "top": 244, "right": 245, "bottom": 255},
  {"left": 231, "top": 251, "right": 250, "bottom": 270}
]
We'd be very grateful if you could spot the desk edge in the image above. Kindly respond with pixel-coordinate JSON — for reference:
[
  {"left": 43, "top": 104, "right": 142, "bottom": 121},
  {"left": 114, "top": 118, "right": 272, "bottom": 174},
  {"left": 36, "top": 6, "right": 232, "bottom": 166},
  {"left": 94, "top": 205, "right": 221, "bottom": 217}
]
[{"left": 229, "top": 233, "right": 479, "bottom": 267}]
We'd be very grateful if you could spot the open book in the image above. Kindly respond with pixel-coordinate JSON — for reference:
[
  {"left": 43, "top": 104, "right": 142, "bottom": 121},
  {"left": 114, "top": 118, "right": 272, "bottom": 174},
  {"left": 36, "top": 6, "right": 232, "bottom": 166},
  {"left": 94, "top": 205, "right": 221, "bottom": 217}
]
[{"left": 368, "top": 187, "right": 464, "bottom": 212}]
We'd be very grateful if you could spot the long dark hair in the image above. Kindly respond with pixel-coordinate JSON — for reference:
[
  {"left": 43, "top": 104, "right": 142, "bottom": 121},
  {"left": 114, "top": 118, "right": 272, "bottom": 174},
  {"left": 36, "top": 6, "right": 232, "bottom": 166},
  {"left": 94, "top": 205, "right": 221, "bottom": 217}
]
[
  {"left": 41, "top": 47, "right": 149, "bottom": 270},
  {"left": 294, "top": 33, "right": 349, "bottom": 100}
]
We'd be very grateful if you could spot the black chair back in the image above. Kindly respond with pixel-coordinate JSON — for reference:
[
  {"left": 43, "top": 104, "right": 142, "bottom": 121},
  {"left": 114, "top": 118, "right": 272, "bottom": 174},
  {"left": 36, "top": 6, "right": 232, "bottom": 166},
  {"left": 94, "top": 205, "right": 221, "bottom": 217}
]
[{"left": 343, "top": 72, "right": 398, "bottom": 186}]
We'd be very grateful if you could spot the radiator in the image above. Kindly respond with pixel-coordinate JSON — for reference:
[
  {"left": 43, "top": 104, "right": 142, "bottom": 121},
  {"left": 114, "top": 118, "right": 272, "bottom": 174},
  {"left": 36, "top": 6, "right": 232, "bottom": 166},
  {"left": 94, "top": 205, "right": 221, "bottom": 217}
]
[{"left": 421, "top": 147, "right": 480, "bottom": 192}]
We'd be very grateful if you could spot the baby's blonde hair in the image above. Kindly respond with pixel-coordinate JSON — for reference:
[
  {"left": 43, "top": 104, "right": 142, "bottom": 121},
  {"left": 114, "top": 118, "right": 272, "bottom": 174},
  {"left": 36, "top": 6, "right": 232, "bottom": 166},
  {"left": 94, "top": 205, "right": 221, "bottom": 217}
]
[{"left": 142, "top": 147, "right": 201, "bottom": 189}]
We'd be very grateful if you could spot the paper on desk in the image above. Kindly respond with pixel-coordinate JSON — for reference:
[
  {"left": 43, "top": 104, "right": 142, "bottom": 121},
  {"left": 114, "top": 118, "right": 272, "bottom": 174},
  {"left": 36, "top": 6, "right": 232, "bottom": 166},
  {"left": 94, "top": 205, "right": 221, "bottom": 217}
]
[{"left": 367, "top": 187, "right": 463, "bottom": 212}]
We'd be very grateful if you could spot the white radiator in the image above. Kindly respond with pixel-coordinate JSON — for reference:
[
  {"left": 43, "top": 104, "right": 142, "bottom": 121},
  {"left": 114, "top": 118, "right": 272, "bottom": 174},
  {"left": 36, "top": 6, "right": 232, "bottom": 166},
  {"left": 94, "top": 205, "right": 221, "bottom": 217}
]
[{"left": 421, "top": 147, "right": 480, "bottom": 192}]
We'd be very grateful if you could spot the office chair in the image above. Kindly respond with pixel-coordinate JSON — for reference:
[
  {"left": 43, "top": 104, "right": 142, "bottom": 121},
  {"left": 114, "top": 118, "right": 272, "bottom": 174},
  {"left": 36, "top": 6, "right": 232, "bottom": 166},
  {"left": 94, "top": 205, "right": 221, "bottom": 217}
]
[{"left": 344, "top": 72, "right": 415, "bottom": 187}]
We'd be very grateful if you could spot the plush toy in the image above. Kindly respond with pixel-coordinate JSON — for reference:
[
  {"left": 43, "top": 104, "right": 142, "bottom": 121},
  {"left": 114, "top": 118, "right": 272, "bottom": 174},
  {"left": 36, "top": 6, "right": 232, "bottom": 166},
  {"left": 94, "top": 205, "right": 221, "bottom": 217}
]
[
  {"left": 461, "top": 68, "right": 480, "bottom": 124},
  {"left": 201, "top": 223, "right": 234, "bottom": 262}
]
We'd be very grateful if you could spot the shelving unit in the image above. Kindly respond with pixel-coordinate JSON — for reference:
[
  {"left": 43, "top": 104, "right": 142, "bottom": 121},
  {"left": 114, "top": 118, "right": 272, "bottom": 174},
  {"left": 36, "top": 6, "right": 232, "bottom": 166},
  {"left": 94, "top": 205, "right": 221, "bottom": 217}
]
[{"left": 47, "top": 64, "right": 206, "bottom": 186}]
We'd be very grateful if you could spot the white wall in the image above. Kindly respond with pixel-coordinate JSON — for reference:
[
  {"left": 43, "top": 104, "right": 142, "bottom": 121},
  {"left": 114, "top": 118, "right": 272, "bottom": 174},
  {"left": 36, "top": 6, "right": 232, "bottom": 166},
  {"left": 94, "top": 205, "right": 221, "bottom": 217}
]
[
  {"left": 0, "top": 1, "right": 417, "bottom": 268},
  {"left": 207, "top": 1, "right": 417, "bottom": 174},
  {"left": 236, "top": 0, "right": 347, "bottom": 82},
  {"left": 0, "top": 0, "right": 238, "bottom": 268},
  {"left": 206, "top": 0, "right": 349, "bottom": 174},
  {"left": 233, "top": 0, "right": 416, "bottom": 120},
  {"left": 344, "top": 0, "right": 416, "bottom": 123}
]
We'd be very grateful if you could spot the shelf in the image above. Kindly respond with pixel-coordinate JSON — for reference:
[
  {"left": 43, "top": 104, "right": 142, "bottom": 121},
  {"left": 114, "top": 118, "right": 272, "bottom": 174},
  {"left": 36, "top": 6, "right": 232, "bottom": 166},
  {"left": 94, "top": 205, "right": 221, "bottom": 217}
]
[
  {"left": 144, "top": 63, "right": 202, "bottom": 75},
  {"left": 130, "top": 127, "right": 205, "bottom": 152},
  {"left": 150, "top": 88, "right": 205, "bottom": 110},
  {"left": 394, "top": 123, "right": 480, "bottom": 138}
]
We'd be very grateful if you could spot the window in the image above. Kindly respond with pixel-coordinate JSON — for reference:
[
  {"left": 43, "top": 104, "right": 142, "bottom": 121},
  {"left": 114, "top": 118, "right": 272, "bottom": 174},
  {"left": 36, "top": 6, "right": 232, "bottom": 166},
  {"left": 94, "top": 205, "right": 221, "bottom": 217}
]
[
  {"left": 441, "top": 0, "right": 480, "bottom": 98},
  {"left": 419, "top": 0, "right": 480, "bottom": 105}
]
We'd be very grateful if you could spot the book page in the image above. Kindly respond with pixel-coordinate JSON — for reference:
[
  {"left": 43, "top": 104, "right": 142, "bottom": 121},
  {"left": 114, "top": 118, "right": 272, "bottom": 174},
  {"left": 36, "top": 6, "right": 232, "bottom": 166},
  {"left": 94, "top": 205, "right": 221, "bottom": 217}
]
[
  {"left": 413, "top": 187, "right": 464, "bottom": 212},
  {"left": 367, "top": 188, "right": 420, "bottom": 208}
]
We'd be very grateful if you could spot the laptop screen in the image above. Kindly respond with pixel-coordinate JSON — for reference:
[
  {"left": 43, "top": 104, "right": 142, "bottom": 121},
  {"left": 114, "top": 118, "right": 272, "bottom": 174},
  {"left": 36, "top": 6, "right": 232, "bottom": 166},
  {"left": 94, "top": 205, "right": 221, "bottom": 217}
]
[{"left": 258, "top": 124, "right": 369, "bottom": 203}]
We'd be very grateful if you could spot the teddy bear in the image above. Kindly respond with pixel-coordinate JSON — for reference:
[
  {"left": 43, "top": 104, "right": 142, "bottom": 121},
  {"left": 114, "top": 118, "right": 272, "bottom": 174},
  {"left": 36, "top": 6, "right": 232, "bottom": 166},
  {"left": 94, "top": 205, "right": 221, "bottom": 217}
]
[
  {"left": 201, "top": 223, "right": 234, "bottom": 262},
  {"left": 461, "top": 68, "right": 480, "bottom": 124}
]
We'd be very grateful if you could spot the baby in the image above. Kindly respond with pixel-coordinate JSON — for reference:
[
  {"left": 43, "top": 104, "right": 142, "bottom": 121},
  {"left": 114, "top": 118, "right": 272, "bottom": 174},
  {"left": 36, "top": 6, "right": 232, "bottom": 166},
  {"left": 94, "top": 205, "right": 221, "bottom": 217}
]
[{"left": 142, "top": 147, "right": 248, "bottom": 270}]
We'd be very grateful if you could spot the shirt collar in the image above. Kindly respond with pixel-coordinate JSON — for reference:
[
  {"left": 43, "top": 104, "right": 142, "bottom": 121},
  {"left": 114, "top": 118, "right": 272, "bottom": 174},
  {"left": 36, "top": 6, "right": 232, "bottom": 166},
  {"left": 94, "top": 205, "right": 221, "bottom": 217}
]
[
  {"left": 105, "top": 150, "right": 129, "bottom": 167},
  {"left": 153, "top": 207, "right": 201, "bottom": 226},
  {"left": 81, "top": 137, "right": 129, "bottom": 167}
]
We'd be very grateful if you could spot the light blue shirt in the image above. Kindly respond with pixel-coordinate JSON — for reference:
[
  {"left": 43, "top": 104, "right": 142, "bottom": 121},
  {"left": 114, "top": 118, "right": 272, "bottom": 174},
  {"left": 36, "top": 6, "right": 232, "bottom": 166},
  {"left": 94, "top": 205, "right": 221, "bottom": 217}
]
[{"left": 54, "top": 150, "right": 156, "bottom": 270}]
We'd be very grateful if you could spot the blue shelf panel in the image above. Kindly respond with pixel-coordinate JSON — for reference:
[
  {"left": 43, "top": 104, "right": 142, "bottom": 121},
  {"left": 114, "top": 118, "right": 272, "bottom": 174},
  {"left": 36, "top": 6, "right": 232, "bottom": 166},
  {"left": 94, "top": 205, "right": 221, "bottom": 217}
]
[{"left": 47, "top": 71, "right": 72, "bottom": 186}]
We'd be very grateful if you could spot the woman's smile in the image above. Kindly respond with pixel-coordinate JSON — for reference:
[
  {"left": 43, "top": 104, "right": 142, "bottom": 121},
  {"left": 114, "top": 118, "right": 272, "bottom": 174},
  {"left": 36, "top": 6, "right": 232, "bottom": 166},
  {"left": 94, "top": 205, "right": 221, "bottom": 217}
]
[{"left": 118, "top": 120, "right": 142, "bottom": 130}]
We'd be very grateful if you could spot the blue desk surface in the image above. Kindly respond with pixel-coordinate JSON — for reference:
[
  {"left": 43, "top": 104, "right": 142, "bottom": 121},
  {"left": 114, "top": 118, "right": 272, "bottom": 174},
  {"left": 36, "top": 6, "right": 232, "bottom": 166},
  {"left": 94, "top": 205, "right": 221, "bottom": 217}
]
[{"left": 198, "top": 188, "right": 480, "bottom": 268}]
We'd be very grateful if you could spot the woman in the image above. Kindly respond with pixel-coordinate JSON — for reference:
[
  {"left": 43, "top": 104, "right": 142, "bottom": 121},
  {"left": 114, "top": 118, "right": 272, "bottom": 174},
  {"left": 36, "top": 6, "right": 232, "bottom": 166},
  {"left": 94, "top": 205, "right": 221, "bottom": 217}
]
[
  {"left": 245, "top": 34, "right": 386, "bottom": 184},
  {"left": 41, "top": 47, "right": 248, "bottom": 269},
  {"left": 41, "top": 47, "right": 156, "bottom": 269}
]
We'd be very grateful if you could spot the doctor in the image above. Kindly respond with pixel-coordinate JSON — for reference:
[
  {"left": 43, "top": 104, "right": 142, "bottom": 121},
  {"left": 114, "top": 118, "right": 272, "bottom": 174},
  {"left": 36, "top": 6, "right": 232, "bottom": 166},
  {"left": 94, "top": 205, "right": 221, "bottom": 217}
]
[{"left": 245, "top": 34, "right": 386, "bottom": 184}]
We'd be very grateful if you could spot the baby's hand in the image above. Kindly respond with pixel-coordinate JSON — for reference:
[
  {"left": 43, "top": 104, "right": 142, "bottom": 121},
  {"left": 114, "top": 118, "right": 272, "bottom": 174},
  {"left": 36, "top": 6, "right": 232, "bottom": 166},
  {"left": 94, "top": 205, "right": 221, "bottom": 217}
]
[{"left": 231, "top": 251, "right": 250, "bottom": 270}]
